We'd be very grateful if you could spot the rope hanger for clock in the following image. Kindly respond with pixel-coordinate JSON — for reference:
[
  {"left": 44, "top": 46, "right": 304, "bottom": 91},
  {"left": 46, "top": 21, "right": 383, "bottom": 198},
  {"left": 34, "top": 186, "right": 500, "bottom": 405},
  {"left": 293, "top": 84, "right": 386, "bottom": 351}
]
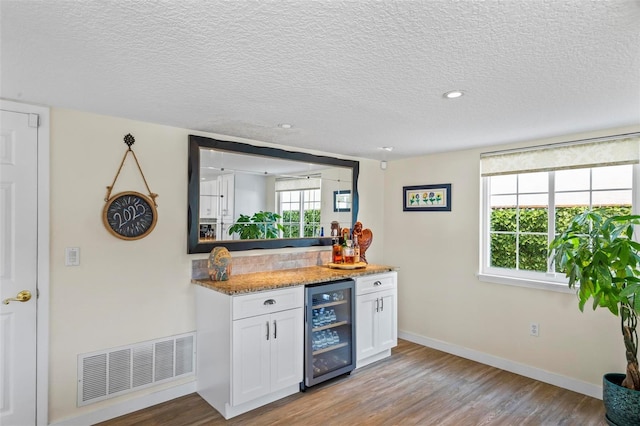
[{"left": 102, "top": 134, "right": 159, "bottom": 240}]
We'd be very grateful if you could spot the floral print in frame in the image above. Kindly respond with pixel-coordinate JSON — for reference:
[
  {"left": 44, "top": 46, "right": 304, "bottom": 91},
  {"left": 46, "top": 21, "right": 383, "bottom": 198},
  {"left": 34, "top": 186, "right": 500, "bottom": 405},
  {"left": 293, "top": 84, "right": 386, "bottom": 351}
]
[{"left": 403, "top": 183, "right": 451, "bottom": 211}]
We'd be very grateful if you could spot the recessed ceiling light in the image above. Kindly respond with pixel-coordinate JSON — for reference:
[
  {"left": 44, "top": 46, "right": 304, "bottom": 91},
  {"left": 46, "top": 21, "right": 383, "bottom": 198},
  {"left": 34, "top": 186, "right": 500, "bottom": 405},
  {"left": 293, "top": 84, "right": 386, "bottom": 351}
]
[
  {"left": 443, "top": 90, "right": 464, "bottom": 99},
  {"left": 278, "top": 123, "right": 293, "bottom": 129},
  {"left": 380, "top": 146, "right": 394, "bottom": 151}
]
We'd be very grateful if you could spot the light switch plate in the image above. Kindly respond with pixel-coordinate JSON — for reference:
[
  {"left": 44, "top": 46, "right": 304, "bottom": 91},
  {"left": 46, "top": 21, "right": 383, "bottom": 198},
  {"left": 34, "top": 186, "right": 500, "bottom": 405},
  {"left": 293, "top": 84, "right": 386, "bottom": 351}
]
[{"left": 65, "top": 247, "right": 80, "bottom": 266}]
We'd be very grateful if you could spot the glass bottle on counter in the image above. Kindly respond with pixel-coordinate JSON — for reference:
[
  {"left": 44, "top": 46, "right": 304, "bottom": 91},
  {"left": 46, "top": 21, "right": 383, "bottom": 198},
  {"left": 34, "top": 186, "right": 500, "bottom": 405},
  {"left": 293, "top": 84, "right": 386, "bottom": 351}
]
[
  {"left": 353, "top": 234, "right": 360, "bottom": 263},
  {"left": 342, "top": 240, "right": 355, "bottom": 264},
  {"left": 332, "top": 229, "right": 342, "bottom": 263}
]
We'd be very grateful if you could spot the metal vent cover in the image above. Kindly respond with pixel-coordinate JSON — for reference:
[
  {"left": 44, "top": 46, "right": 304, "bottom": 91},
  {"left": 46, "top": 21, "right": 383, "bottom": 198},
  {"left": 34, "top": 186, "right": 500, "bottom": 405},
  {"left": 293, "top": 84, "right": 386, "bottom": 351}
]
[{"left": 77, "top": 332, "right": 195, "bottom": 406}]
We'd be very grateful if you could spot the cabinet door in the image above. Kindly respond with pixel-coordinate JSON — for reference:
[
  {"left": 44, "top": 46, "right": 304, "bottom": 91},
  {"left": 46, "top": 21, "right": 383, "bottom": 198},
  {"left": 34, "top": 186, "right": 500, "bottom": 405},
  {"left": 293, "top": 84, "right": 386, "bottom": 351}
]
[
  {"left": 199, "top": 180, "right": 219, "bottom": 218},
  {"left": 376, "top": 290, "right": 397, "bottom": 352},
  {"left": 200, "top": 181, "right": 212, "bottom": 218},
  {"left": 356, "top": 292, "right": 378, "bottom": 361},
  {"left": 270, "top": 308, "right": 303, "bottom": 392},
  {"left": 219, "top": 174, "right": 235, "bottom": 220},
  {"left": 232, "top": 315, "right": 271, "bottom": 406}
]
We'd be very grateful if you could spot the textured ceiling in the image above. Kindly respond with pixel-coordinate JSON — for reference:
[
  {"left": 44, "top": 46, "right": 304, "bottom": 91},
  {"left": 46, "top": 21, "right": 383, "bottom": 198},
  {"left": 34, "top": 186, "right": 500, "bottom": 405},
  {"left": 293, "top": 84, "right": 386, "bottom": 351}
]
[{"left": 1, "top": 0, "right": 639, "bottom": 161}]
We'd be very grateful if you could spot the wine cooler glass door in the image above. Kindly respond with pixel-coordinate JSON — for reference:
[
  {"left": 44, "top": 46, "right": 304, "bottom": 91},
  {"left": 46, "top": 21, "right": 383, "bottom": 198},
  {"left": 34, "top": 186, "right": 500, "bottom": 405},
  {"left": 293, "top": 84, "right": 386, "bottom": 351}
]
[{"left": 304, "top": 279, "right": 356, "bottom": 387}]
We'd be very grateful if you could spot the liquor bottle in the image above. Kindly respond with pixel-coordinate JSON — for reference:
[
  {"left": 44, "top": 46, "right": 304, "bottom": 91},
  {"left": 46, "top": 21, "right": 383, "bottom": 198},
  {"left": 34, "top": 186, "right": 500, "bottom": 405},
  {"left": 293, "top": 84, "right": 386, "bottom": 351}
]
[
  {"left": 342, "top": 239, "right": 355, "bottom": 264},
  {"left": 332, "top": 229, "right": 342, "bottom": 263},
  {"left": 353, "top": 234, "right": 360, "bottom": 263}
]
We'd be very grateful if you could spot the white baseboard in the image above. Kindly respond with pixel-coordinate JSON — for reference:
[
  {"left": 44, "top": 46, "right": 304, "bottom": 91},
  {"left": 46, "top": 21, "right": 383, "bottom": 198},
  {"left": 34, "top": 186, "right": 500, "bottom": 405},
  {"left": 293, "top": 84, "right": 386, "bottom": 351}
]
[
  {"left": 398, "top": 330, "right": 602, "bottom": 400},
  {"left": 49, "top": 332, "right": 602, "bottom": 425},
  {"left": 49, "top": 381, "right": 197, "bottom": 426}
]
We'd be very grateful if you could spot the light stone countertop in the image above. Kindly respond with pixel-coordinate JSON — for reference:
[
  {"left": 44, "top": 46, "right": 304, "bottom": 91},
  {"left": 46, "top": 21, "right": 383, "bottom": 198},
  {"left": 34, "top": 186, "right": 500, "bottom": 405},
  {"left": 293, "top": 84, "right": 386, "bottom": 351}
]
[{"left": 192, "top": 264, "right": 396, "bottom": 295}]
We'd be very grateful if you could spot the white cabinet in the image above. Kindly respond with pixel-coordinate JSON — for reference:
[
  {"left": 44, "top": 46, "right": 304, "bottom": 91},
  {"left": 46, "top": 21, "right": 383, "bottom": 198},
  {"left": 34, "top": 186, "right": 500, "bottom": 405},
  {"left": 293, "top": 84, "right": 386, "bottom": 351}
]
[
  {"left": 232, "top": 300, "right": 303, "bottom": 406},
  {"left": 232, "top": 314, "right": 271, "bottom": 405},
  {"left": 199, "top": 180, "right": 219, "bottom": 219},
  {"left": 196, "top": 285, "right": 303, "bottom": 419},
  {"left": 219, "top": 174, "right": 234, "bottom": 218},
  {"left": 355, "top": 271, "right": 397, "bottom": 368},
  {"left": 217, "top": 173, "right": 235, "bottom": 237}
]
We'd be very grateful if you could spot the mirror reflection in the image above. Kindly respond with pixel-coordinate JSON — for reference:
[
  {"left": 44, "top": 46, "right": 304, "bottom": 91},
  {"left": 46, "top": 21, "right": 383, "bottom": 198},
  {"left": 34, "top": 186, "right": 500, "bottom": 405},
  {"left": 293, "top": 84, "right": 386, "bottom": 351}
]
[{"left": 188, "top": 135, "right": 359, "bottom": 253}]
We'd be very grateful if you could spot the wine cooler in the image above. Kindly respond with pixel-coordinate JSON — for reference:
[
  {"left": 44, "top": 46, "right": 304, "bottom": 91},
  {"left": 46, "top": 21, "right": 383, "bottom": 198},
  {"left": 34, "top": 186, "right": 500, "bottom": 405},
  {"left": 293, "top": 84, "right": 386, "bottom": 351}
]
[{"left": 302, "top": 279, "right": 356, "bottom": 388}]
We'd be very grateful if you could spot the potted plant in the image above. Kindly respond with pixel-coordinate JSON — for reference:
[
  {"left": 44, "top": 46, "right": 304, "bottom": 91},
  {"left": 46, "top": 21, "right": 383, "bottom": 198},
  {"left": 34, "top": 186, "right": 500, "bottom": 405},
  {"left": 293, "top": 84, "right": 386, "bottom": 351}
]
[
  {"left": 227, "top": 211, "right": 284, "bottom": 240},
  {"left": 549, "top": 209, "right": 640, "bottom": 425}
]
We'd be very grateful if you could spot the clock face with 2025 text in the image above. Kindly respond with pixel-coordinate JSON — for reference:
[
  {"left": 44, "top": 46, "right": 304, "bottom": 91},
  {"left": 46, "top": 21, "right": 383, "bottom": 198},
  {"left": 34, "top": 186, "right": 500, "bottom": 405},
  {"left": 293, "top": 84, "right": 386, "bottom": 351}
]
[{"left": 103, "top": 191, "right": 157, "bottom": 240}]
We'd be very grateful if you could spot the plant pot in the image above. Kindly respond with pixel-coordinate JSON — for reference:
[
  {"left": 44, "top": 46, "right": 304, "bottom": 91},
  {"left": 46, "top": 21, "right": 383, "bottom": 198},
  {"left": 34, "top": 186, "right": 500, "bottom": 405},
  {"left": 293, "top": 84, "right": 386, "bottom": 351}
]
[{"left": 603, "top": 373, "right": 640, "bottom": 426}]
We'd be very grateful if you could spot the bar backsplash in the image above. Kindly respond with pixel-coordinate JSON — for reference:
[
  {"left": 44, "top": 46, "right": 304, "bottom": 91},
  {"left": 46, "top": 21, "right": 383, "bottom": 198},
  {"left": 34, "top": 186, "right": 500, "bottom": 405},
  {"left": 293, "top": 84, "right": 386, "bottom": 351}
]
[{"left": 192, "top": 249, "right": 332, "bottom": 280}]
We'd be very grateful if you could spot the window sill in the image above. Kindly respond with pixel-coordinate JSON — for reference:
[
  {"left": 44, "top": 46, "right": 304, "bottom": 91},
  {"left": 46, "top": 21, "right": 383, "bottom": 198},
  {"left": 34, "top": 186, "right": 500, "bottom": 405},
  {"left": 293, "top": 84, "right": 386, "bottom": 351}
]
[{"left": 476, "top": 273, "right": 576, "bottom": 294}]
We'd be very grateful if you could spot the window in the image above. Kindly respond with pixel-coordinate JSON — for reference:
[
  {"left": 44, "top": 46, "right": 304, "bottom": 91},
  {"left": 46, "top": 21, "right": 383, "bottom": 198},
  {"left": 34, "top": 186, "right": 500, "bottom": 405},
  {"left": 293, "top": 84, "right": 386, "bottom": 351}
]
[
  {"left": 278, "top": 188, "right": 322, "bottom": 238},
  {"left": 278, "top": 189, "right": 321, "bottom": 238},
  {"left": 480, "top": 134, "right": 640, "bottom": 289},
  {"left": 275, "top": 176, "right": 322, "bottom": 238}
]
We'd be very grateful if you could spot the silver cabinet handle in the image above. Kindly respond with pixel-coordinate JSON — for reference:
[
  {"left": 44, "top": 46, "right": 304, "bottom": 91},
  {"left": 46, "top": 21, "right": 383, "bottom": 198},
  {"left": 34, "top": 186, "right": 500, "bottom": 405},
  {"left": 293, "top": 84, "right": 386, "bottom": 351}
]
[
  {"left": 373, "top": 280, "right": 382, "bottom": 287},
  {"left": 375, "top": 298, "right": 379, "bottom": 313},
  {"left": 263, "top": 299, "right": 276, "bottom": 305},
  {"left": 266, "top": 321, "right": 270, "bottom": 340},
  {"left": 380, "top": 297, "right": 384, "bottom": 312},
  {"left": 273, "top": 320, "right": 277, "bottom": 339}
]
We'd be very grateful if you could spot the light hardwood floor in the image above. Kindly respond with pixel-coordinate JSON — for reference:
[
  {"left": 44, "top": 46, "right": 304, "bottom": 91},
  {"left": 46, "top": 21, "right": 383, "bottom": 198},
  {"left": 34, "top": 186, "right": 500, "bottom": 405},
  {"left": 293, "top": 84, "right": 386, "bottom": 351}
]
[{"left": 97, "top": 339, "right": 606, "bottom": 425}]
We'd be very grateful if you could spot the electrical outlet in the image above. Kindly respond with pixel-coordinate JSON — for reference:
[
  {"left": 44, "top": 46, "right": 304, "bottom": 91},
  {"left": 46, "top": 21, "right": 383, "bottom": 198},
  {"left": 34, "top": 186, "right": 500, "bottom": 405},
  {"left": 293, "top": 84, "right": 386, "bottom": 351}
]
[{"left": 530, "top": 322, "right": 539, "bottom": 337}]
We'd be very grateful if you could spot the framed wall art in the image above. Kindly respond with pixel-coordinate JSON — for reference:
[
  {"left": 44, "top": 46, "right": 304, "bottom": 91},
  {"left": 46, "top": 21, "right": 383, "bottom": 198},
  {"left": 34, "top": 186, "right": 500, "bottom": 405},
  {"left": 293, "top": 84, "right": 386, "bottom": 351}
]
[
  {"left": 403, "top": 183, "right": 451, "bottom": 212},
  {"left": 333, "top": 190, "right": 351, "bottom": 212}
]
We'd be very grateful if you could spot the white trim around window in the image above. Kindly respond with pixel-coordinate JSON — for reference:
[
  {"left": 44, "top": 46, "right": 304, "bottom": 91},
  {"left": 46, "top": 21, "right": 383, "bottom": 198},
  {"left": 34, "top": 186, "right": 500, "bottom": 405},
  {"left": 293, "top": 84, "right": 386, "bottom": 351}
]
[{"left": 476, "top": 272, "right": 574, "bottom": 294}]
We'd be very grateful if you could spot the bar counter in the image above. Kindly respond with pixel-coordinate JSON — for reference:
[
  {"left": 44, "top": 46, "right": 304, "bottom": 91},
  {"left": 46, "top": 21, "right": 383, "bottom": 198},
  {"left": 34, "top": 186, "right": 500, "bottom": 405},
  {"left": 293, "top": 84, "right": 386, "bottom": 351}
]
[{"left": 192, "top": 264, "right": 396, "bottom": 295}]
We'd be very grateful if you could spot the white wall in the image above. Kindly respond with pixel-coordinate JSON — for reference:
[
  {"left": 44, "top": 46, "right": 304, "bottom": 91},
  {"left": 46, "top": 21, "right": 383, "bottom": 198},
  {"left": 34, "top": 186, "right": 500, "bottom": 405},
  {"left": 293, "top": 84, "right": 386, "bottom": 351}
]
[
  {"left": 234, "top": 173, "right": 268, "bottom": 217},
  {"left": 48, "top": 108, "right": 384, "bottom": 423},
  {"left": 382, "top": 125, "right": 640, "bottom": 391},
  {"left": 50, "top": 106, "right": 637, "bottom": 420},
  {"left": 50, "top": 110, "right": 194, "bottom": 422},
  {"left": 319, "top": 166, "right": 353, "bottom": 235}
]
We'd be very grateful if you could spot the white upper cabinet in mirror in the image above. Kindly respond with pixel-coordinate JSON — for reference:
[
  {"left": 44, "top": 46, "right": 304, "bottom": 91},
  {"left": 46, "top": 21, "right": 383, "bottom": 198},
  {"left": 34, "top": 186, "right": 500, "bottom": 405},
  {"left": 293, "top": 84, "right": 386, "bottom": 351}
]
[{"left": 188, "top": 135, "right": 359, "bottom": 253}]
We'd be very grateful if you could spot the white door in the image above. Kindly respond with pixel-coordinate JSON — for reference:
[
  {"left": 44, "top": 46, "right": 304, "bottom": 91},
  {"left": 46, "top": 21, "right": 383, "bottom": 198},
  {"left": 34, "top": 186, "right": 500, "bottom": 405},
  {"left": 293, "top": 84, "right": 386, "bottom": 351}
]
[
  {"left": 270, "top": 308, "right": 303, "bottom": 392},
  {"left": 0, "top": 109, "right": 38, "bottom": 425},
  {"left": 232, "top": 314, "right": 271, "bottom": 406},
  {"left": 376, "top": 291, "right": 398, "bottom": 352},
  {"left": 356, "top": 293, "right": 378, "bottom": 361}
]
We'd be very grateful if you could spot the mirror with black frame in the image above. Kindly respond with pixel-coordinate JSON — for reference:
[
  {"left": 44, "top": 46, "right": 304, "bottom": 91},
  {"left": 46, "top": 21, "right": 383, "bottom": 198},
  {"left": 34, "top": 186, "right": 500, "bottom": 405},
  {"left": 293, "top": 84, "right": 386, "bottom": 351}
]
[{"left": 188, "top": 135, "right": 359, "bottom": 253}]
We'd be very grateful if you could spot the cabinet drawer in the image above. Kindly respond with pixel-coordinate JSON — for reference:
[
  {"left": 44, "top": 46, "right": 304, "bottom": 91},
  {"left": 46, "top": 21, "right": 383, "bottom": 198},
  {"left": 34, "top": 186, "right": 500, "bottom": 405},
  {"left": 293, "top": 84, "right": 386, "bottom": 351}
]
[
  {"left": 232, "top": 286, "right": 304, "bottom": 320},
  {"left": 355, "top": 272, "right": 397, "bottom": 295}
]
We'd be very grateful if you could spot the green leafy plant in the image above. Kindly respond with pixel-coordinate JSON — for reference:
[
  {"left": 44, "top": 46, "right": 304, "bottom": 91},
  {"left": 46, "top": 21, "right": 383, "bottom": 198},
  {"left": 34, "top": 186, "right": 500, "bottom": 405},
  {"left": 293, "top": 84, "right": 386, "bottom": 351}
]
[
  {"left": 227, "top": 211, "right": 284, "bottom": 240},
  {"left": 281, "top": 209, "right": 321, "bottom": 238},
  {"left": 549, "top": 209, "right": 640, "bottom": 390},
  {"left": 489, "top": 206, "right": 631, "bottom": 271}
]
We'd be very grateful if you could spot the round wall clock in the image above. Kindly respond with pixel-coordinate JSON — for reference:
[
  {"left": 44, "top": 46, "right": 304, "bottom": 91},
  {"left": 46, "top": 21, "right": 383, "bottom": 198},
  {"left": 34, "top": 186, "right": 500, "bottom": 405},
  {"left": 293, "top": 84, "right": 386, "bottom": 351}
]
[{"left": 103, "top": 191, "right": 158, "bottom": 240}]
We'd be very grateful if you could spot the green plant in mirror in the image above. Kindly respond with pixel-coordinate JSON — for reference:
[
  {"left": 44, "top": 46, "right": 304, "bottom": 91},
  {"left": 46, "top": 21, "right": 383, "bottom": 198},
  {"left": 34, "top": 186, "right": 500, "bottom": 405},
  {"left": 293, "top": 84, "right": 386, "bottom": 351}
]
[
  {"left": 227, "top": 211, "right": 285, "bottom": 240},
  {"left": 549, "top": 209, "right": 640, "bottom": 390}
]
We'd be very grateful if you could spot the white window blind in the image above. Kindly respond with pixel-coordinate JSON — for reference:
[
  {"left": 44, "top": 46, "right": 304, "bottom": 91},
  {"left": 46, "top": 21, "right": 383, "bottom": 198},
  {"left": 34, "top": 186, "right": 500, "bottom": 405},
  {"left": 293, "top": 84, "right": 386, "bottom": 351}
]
[
  {"left": 480, "top": 134, "right": 640, "bottom": 177},
  {"left": 275, "top": 175, "right": 321, "bottom": 191}
]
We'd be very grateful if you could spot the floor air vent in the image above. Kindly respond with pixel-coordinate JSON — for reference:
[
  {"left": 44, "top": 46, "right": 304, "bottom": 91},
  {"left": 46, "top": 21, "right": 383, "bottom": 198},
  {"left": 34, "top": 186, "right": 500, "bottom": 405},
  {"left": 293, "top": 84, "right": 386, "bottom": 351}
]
[{"left": 77, "top": 332, "right": 195, "bottom": 406}]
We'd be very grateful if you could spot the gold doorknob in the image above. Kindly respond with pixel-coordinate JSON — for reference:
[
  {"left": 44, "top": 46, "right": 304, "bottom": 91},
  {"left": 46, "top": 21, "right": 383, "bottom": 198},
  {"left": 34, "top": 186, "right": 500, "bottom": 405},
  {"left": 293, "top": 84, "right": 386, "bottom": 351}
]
[{"left": 2, "top": 290, "right": 32, "bottom": 305}]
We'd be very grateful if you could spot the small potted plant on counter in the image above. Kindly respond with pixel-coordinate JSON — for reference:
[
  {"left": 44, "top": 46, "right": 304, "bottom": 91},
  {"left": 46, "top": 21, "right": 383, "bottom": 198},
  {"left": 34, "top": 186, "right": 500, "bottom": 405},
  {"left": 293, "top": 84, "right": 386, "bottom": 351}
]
[{"left": 549, "top": 209, "right": 640, "bottom": 425}]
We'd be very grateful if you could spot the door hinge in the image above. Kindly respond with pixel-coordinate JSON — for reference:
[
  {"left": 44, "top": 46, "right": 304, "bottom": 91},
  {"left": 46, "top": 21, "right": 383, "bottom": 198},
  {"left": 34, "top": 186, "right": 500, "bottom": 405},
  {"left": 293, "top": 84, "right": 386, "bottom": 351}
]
[{"left": 28, "top": 113, "right": 39, "bottom": 128}]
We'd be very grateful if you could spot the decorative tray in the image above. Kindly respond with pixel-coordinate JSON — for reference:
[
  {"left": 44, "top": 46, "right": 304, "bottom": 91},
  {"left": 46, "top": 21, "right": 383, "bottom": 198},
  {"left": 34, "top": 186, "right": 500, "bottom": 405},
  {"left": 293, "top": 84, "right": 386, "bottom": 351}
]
[{"left": 327, "top": 262, "right": 367, "bottom": 270}]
